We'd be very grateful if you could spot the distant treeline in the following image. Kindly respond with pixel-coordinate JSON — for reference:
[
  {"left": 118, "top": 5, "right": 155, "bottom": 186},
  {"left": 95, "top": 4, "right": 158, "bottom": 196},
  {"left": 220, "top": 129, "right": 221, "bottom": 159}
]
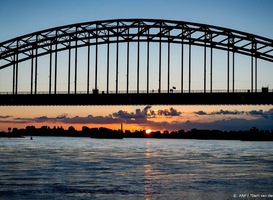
[{"left": 1, "top": 126, "right": 273, "bottom": 141}]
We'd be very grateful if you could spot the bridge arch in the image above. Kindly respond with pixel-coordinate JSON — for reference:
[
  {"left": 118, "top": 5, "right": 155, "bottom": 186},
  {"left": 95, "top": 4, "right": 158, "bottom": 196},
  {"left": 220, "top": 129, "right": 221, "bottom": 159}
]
[{"left": 1, "top": 19, "right": 273, "bottom": 95}]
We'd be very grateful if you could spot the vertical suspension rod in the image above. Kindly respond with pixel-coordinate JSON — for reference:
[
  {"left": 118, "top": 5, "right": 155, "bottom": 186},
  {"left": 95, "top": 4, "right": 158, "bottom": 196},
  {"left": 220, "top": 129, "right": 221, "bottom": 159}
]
[
  {"left": 147, "top": 30, "right": 150, "bottom": 93},
  {"left": 107, "top": 31, "right": 110, "bottom": 94},
  {"left": 15, "top": 40, "right": 19, "bottom": 95},
  {"left": 126, "top": 30, "right": 130, "bottom": 94},
  {"left": 12, "top": 54, "right": 16, "bottom": 95},
  {"left": 49, "top": 45, "right": 52, "bottom": 94},
  {"left": 75, "top": 29, "right": 78, "bottom": 94},
  {"left": 31, "top": 48, "right": 34, "bottom": 94},
  {"left": 210, "top": 45, "right": 213, "bottom": 93},
  {"left": 68, "top": 40, "right": 71, "bottom": 94},
  {"left": 255, "top": 57, "right": 257, "bottom": 92},
  {"left": 137, "top": 25, "right": 140, "bottom": 94},
  {"left": 181, "top": 39, "right": 184, "bottom": 93},
  {"left": 15, "top": 54, "right": 18, "bottom": 94},
  {"left": 189, "top": 42, "right": 191, "bottom": 93},
  {"left": 227, "top": 46, "right": 230, "bottom": 93},
  {"left": 95, "top": 26, "right": 98, "bottom": 90},
  {"left": 251, "top": 53, "right": 253, "bottom": 92},
  {"left": 87, "top": 36, "right": 90, "bottom": 94},
  {"left": 159, "top": 26, "right": 162, "bottom": 93},
  {"left": 54, "top": 39, "right": 58, "bottom": 94},
  {"left": 233, "top": 50, "right": 235, "bottom": 93},
  {"left": 35, "top": 46, "right": 38, "bottom": 95},
  {"left": 204, "top": 42, "right": 206, "bottom": 93},
  {"left": 116, "top": 25, "right": 119, "bottom": 94},
  {"left": 168, "top": 36, "right": 170, "bottom": 93}
]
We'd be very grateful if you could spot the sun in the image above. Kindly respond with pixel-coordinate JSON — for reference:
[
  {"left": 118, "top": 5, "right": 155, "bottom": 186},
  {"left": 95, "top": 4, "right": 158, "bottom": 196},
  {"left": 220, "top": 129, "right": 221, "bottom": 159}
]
[{"left": 145, "top": 129, "right": 152, "bottom": 135}]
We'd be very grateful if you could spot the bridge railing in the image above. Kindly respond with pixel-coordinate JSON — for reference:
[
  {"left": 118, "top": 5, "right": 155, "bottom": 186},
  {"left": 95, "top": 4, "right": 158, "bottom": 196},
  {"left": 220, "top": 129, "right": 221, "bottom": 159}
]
[{"left": 0, "top": 89, "right": 271, "bottom": 95}]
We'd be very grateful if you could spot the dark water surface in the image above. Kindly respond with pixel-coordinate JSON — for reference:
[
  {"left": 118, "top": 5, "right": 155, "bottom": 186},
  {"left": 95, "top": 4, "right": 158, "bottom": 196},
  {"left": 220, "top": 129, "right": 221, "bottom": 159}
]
[{"left": 0, "top": 137, "right": 273, "bottom": 199}]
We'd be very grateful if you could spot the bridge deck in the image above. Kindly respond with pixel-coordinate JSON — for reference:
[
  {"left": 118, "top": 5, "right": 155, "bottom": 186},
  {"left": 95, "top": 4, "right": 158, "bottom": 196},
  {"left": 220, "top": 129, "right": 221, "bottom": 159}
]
[{"left": 0, "top": 92, "right": 272, "bottom": 106}]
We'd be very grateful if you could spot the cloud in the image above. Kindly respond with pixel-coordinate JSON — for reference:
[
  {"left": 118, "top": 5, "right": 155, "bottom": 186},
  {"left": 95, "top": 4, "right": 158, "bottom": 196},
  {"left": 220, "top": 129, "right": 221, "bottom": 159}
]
[
  {"left": 194, "top": 111, "right": 207, "bottom": 115},
  {"left": 156, "top": 107, "right": 182, "bottom": 116},
  {"left": 113, "top": 106, "right": 181, "bottom": 119},
  {"left": 0, "top": 115, "right": 12, "bottom": 119},
  {"left": 247, "top": 108, "right": 273, "bottom": 119},
  {"left": 210, "top": 109, "right": 244, "bottom": 115},
  {"left": 194, "top": 109, "right": 245, "bottom": 116}
]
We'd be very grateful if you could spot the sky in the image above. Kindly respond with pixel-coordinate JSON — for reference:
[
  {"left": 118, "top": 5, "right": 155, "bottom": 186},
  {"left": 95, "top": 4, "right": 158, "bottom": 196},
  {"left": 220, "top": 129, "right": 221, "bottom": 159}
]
[{"left": 1, "top": 0, "right": 273, "bottom": 132}]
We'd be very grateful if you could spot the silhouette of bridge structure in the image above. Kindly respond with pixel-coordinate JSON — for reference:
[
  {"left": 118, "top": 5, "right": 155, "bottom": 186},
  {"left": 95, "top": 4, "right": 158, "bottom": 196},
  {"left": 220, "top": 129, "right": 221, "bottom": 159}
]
[{"left": 0, "top": 19, "right": 273, "bottom": 105}]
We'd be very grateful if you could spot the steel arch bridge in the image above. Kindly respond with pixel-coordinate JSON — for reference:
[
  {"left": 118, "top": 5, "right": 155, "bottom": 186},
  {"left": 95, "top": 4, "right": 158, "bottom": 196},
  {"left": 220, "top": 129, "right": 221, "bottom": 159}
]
[{"left": 0, "top": 18, "right": 273, "bottom": 105}]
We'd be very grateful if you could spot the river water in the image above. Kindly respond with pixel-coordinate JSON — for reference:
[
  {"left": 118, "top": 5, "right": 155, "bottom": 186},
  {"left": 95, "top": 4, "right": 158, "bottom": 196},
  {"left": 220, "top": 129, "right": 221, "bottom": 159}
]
[{"left": 0, "top": 137, "right": 273, "bottom": 200}]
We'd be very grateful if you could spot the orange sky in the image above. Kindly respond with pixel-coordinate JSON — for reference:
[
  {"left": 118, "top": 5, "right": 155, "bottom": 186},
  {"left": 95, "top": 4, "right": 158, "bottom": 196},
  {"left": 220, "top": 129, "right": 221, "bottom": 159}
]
[{"left": 1, "top": 105, "right": 272, "bottom": 132}]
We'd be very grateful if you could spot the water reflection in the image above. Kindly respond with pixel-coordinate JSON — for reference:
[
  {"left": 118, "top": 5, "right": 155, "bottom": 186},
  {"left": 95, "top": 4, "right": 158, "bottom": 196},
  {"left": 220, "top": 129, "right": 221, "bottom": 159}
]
[
  {"left": 144, "top": 141, "right": 153, "bottom": 200},
  {"left": 1, "top": 137, "right": 273, "bottom": 200}
]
